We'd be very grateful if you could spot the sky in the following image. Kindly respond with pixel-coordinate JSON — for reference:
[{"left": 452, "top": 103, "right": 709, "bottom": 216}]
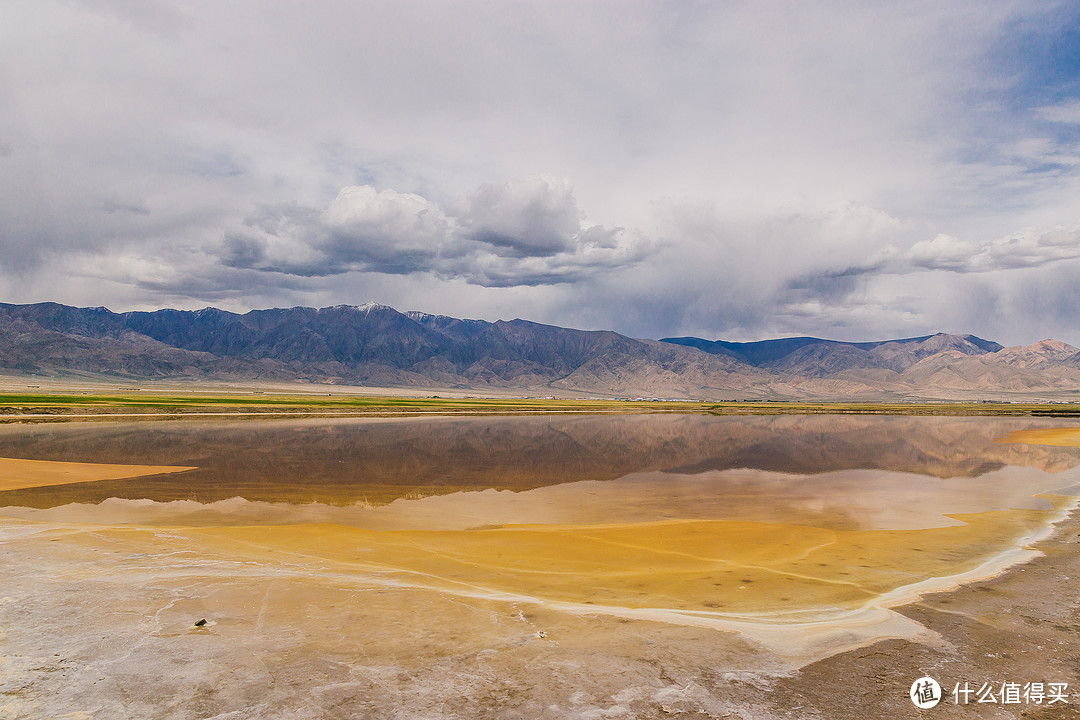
[{"left": 2, "top": 0, "right": 1080, "bottom": 345}]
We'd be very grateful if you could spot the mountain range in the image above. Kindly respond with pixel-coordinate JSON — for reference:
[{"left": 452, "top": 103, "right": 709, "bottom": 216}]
[{"left": 2, "top": 301, "right": 1079, "bottom": 400}]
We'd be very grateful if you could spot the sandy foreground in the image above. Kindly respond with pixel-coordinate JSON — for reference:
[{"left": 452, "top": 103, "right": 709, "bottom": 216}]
[{"left": 1, "top": 423, "right": 1080, "bottom": 718}]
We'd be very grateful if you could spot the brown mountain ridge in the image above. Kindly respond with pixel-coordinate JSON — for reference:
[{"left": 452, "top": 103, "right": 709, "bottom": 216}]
[{"left": 1, "top": 301, "right": 1078, "bottom": 401}]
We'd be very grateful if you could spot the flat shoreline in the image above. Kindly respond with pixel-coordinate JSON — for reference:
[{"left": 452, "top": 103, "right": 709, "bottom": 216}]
[
  {"left": 766, "top": 496, "right": 1080, "bottom": 716},
  {"left": 2, "top": 390, "right": 1080, "bottom": 423}
]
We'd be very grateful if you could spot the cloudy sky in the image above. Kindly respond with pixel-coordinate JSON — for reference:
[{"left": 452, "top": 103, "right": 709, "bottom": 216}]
[{"left": 2, "top": 1, "right": 1080, "bottom": 344}]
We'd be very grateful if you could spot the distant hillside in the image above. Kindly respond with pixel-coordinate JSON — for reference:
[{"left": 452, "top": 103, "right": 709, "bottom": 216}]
[
  {"left": 660, "top": 334, "right": 1005, "bottom": 375},
  {"left": 2, "top": 301, "right": 1079, "bottom": 400},
  {"left": 0, "top": 302, "right": 754, "bottom": 396}
]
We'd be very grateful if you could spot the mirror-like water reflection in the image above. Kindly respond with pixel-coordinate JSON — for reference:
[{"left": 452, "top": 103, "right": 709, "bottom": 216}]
[
  {"left": 1, "top": 414, "right": 1079, "bottom": 719},
  {"left": 1, "top": 414, "right": 1077, "bottom": 507}
]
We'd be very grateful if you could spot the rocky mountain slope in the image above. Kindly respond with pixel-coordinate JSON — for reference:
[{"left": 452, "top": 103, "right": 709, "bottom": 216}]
[{"left": 1, "top": 301, "right": 1078, "bottom": 400}]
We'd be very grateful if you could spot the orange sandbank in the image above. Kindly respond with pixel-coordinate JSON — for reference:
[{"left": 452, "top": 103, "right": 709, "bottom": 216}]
[
  {"left": 996, "top": 426, "right": 1080, "bottom": 448},
  {"left": 0, "top": 457, "right": 196, "bottom": 492}
]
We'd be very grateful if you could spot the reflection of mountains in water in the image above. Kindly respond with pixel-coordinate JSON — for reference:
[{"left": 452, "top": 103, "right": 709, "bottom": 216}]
[{"left": 0, "top": 414, "right": 1077, "bottom": 508}]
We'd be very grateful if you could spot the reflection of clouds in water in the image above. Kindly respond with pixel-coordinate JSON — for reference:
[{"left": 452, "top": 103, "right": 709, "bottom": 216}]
[
  {"left": 0, "top": 464, "right": 1070, "bottom": 533},
  {"left": 1, "top": 415, "right": 1080, "bottom": 509},
  {"left": 380, "top": 465, "right": 1068, "bottom": 532}
]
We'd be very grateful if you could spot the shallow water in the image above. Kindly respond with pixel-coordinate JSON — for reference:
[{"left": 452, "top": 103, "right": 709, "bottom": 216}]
[{"left": 1, "top": 414, "right": 1079, "bottom": 718}]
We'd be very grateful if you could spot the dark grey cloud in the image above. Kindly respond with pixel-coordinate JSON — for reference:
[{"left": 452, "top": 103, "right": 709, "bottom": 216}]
[
  {"left": 212, "top": 178, "right": 647, "bottom": 287},
  {"left": 101, "top": 200, "right": 151, "bottom": 216},
  {"left": 783, "top": 267, "right": 877, "bottom": 306},
  {"left": 451, "top": 177, "right": 582, "bottom": 257}
]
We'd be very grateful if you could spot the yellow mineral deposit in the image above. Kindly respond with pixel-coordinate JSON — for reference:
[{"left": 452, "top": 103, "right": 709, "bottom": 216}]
[
  {"left": 3, "top": 468, "right": 1072, "bottom": 665},
  {"left": 0, "top": 456, "right": 195, "bottom": 492},
  {"left": 997, "top": 426, "right": 1080, "bottom": 448},
  {"left": 183, "top": 496, "right": 1069, "bottom": 631}
]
